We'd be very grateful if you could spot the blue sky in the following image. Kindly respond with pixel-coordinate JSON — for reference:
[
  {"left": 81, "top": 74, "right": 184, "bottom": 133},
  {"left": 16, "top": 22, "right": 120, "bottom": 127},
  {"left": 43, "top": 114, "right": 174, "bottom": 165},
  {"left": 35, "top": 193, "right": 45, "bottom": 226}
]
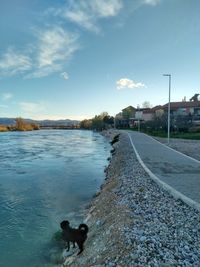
[{"left": 0, "top": 0, "right": 200, "bottom": 120}]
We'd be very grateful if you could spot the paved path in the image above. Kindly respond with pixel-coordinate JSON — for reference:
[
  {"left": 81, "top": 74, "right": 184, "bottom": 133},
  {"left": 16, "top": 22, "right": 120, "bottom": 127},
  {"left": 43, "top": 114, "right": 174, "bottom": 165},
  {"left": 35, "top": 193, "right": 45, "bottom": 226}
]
[{"left": 127, "top": 131, "right": 200, "bottom": 208}]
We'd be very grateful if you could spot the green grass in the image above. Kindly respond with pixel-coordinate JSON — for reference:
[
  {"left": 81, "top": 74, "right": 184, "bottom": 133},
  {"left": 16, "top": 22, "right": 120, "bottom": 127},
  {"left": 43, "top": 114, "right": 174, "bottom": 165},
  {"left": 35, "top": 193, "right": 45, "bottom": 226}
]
[
  {"left": 170, "top": 132, "right": 200, "bottom": 140},
  {"left": 144, "top": 131, "right": 200, "bottom": 140},
  {"left": 122, "top": 128, "right": 200, "bottom": 140}
]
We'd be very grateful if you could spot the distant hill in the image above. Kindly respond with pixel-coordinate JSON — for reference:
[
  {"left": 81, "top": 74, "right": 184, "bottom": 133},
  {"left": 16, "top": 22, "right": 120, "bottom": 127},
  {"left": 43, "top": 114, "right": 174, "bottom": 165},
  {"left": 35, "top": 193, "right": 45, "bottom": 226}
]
[
  {"left": 0, "top": 118, "right": 16, "bottom": 125},
  {"left": 37, "top": 119, "right": 80, "bottom": 127},
  {"left": 0, "top": 118, "right": 80, "bottom": 127}
]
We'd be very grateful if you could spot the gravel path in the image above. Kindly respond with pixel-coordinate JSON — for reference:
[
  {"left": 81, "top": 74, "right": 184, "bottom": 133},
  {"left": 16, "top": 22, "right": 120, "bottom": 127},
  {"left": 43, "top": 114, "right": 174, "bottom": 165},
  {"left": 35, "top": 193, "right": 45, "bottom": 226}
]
[{"left": 61, "top": 131, "right": 200, "bottom": 267}]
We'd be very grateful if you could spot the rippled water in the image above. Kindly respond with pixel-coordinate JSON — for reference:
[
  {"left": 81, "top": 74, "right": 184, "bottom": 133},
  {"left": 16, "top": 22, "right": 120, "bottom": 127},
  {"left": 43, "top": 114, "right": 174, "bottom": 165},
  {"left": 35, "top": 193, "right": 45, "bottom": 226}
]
[{"left": 0, "top": 130, "right": 110, "bottom": 267}]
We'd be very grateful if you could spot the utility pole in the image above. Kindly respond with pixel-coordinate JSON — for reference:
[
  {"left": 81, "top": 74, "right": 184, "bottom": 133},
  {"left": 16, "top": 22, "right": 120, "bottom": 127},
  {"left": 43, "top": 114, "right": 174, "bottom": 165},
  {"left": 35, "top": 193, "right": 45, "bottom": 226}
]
[{"left": 163, "top": 74, "right": 171, "bottom": 145}]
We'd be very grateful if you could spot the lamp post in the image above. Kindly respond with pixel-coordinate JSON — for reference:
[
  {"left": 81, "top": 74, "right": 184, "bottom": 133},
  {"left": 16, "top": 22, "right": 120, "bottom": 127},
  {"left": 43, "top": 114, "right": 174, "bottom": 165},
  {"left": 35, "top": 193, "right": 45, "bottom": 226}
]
[
  {"left": 163, "top": 74, "right": 171, "bottom": 145},
  {"left": 137, "top": 105, "right": 141, "bottom": 132}
]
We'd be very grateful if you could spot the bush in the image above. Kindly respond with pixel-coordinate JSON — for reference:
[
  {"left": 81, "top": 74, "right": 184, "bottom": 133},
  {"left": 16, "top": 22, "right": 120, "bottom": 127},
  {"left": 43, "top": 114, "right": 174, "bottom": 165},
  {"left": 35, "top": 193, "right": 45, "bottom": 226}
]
[
  {"left": 189, "top": 126, "right": 200, "bottom": 133},
  {"left": 14, "top": 118, "right": 40, "bottom": 131},
  {"left": 0, "top": 125, "right": 8, "bottom": 132}
]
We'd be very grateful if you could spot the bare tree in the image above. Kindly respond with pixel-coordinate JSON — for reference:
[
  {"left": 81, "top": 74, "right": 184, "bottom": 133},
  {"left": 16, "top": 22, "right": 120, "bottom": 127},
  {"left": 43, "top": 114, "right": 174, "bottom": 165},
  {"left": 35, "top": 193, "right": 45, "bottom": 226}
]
[{"left": 142, "top": 101, "right": 152, "bottom": 108}]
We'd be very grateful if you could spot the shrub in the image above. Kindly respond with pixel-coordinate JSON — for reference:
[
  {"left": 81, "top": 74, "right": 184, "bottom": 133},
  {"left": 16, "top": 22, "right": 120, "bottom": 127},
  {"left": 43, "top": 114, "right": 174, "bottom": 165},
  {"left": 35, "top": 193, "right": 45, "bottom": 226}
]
[
  {"left": 0, "top": 125, "right": 8, "bottom": 132},
  {"left": 189, "top": 126, "right": 200, "bottom": 133}
]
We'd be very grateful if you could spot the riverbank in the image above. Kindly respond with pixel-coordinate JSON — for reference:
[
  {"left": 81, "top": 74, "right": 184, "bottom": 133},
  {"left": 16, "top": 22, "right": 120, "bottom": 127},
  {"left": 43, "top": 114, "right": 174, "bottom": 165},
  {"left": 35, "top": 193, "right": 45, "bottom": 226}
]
[{"left": 61, "top": 131, "right": 200, "bottom": 267}]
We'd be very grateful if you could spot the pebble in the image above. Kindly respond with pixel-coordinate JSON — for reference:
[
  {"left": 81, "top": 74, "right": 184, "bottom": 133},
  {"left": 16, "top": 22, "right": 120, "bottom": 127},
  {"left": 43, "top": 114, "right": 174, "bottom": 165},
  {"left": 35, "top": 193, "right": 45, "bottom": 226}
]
[
  {"left": 113, "top": 133, "right": 200, "bottom": 267},
  {"left": 62, "top": 131, "right": 200, "bottom": 267}
]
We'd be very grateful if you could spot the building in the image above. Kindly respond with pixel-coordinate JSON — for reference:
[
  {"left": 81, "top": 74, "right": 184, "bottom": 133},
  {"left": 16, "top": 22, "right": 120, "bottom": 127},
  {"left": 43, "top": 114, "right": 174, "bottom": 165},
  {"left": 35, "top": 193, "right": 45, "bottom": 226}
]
[{"left": 115, "top": 93, "right": 200, "bottom": 128}]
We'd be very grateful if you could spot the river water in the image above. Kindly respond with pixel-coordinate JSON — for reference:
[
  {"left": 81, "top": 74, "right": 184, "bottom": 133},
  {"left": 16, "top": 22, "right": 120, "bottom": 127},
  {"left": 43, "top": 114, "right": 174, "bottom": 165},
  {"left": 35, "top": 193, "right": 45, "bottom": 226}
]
[{"left": 0, "top": 130, "right": 111, "bottom": 267}]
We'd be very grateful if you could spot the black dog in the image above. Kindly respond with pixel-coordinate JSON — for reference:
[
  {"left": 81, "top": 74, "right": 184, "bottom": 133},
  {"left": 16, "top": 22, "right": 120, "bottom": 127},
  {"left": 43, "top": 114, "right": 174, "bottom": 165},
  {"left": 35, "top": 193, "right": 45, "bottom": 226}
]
[{"left": 60, "top": 220, "right": 89, "bottom": 255}]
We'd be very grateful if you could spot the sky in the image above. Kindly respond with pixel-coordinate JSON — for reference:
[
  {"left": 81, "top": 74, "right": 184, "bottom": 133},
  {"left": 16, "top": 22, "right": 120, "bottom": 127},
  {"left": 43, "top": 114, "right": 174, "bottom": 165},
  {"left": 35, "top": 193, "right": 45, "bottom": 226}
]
[{"left": 0, "top": 0, "right": 200, "bottom": 120}]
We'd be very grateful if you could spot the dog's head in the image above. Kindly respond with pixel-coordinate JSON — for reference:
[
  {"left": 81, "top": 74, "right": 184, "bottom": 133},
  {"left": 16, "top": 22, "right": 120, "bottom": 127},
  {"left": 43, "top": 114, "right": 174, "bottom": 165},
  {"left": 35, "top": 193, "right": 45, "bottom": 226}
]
[{"left": 60, "top": 220, "right": 70, "bottom": 230}]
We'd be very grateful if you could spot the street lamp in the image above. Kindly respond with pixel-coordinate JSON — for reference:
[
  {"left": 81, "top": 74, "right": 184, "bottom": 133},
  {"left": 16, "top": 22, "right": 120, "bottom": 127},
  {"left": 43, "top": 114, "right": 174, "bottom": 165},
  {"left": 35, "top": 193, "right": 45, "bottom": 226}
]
[
  {"left": 114, "top": 115, "right": 116, "bottom": 129},
  {"left": 136, "top": 105, "right": 141, "bottom": 132},
  {"left": 163, "top": 74, "right": 171, "bottom": 145}
]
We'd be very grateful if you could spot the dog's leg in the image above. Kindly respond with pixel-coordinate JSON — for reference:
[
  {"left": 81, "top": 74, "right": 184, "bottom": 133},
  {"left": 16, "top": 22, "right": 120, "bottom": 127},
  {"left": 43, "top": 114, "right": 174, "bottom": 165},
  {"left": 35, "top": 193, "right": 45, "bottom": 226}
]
[
  {"left": 77, "top": 241, "right": 83, "bottom": 255},
  {"left": 66, "top": 241, "right": 70, "bottom": 251}
]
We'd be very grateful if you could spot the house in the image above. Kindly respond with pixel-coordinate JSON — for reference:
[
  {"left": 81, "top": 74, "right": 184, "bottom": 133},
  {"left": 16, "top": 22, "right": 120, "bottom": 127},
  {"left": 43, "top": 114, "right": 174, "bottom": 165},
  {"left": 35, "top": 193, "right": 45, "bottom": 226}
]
[
  {"left": 162, "top": 100, "right": 200, "bottom": 117},
  {"left": 122, "top": 106, "right": 136, "bottom": 119},
  {"left": 114, "top": 106, "right": 137, "bottom": 128},
  {"left": 116, "top": 93, "right": 200, "bottom": 128},
  {"left": 161, "top": 94, "right": 200, "bottom": 125}
]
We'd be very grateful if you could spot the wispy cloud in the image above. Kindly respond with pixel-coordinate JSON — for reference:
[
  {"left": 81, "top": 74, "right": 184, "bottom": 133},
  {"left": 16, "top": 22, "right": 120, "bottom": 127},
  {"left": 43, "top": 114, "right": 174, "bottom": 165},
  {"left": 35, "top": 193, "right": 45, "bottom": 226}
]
[
  {"left": 26, "top": 27, "right": 79, "bottom": 78},
  {"left": 143, "top": 0, "right": 161, "bottom": 6},
  {"left": 0, "top": 27, "right": 79, "bottom": 79},
  {"left": 0, "top": 48, "right": 32, "bottom": 76},
  {"left": 55, "top": 0, "right": 123, "bottom": 32},
  {"left": 60, "top": 72, "right": 69, "bottom": 80},
  {"left": 2, "top": 92, "right": 13, "bottom": 100},
  {"left": 46, "top": 0, "right": 160, "bottom": 34},
  {"left": 19, "top": 102, "right": 46, "bottom": 113},
  {"left": 0, "top": 0, "right": 160, "bottom": 79},
  {"left": 116, "top": 78, "right": 146, "bottom": 90},
  {"left": 37, "top": 27, "right": 78, "bottom": 68}
]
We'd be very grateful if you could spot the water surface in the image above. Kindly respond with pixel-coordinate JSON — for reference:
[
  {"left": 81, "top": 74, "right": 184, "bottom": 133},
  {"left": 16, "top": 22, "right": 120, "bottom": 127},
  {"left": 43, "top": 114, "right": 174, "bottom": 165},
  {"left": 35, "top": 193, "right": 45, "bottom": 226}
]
[{"left": 0, "top": 130, "right": 110, "bottom": 267}]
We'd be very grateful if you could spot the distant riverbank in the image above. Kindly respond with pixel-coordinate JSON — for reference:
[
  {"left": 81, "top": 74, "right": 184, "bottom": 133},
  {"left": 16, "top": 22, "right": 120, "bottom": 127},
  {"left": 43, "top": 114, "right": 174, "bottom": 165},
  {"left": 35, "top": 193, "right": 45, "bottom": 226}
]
[{"left": 0, "top": 118, "right": 39, "bottom": 132}]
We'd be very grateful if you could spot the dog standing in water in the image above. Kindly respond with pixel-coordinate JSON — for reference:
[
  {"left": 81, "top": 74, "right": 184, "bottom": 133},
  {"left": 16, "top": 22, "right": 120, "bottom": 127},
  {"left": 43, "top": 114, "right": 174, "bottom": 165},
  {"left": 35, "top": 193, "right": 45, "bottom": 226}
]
[{"left": 60, "top": 220, "right": 89, "bottom": 255}]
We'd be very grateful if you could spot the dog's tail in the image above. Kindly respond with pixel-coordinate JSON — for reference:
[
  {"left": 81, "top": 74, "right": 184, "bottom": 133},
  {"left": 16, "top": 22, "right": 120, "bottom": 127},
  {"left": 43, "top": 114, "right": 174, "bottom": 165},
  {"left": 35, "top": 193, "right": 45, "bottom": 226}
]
[{"left": 79, "top": 223, "right": 89, "bottom": 235}]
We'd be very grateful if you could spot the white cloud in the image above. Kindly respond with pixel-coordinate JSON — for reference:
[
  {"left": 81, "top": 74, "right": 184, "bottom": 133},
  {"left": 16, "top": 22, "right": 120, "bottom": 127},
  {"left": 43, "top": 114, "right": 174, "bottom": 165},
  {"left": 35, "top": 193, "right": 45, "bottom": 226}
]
[
  {"left": 116, "top": 78, "right": 146, "bottom": 90},
  {"left": 63, "top": 8, "right": 98, "bottom": 32},
  {"left": 0, "top": 48, "right": 32, "bottom": 76},
  {"left": 19, "top": 102, "right": 46, "bottom": 113},
  {"left": 0, "top": 0, "right": 159, "bottom": 79},
  {"left": 37, "top": 27, "right": 78, "bottom": 68},
  {"left": 0, "top": 27, "right": 79, "bottom": 79},
  {"left": 26, "top": 27, "right": 79, "bottom": 78},
  {"left": 60, "top": 0, "right": 123, "bottom": 32},
  {"left": 91, "top": 0, "right": 123, "bottom": 17},
  {"left": 25, "top": 65, "right": 62, "bottom": 79},
  {"left": 60, "top": 72, "right": 69, "bottom": 80},
  {"left": 2, "top": 92, "right": 13, "bottom": 100},
  {"left": 143, "top": 0, "right": 160, "bottom": 6}
]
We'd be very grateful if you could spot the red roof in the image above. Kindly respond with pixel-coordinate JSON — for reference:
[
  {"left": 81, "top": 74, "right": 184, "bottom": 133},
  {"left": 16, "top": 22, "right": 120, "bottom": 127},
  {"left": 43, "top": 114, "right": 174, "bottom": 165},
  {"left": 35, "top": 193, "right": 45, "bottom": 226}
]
[
  {"left": 162, "top": 101, "right": 200, "bottom": 110},
  {"left": 151, "top": 105, "right": 163, "bottom": 111}
]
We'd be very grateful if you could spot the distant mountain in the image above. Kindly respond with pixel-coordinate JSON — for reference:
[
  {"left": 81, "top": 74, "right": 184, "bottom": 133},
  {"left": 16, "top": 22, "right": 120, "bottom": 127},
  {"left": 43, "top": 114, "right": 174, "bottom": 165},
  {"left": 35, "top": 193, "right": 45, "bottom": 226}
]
[
  {"left": 0, "top": 118, "right": 80, "bottom": 126},
  {"left": 0, "top": 118, "right": 16, "bottom": 125},
  {"left": 37, "top": 119, "right": 80, "bottom": 127}
]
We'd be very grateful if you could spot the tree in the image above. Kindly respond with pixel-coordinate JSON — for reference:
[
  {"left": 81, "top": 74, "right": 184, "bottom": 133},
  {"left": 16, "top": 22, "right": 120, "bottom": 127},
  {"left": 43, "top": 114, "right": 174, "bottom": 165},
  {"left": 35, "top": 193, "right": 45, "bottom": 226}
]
[
  {"left": 100, "top": 112, "right": 109, "bottom": 119},
  {"left": 142, "top": 101, "right": 152, "bottom": 108},
  {"left": 142, "top": 113, "right": 168, "bottom": 132},
  {"left": 80, "top": 112, "right": 114, "bottom": 131},
  {"left": 80, "top": 119, "right": 92, "bottom": 129},
  {"left": 91, "top": 115, "right": 104, "bottom": 131},
  {"left": 173, "top": 115, "right": 193, "bottom": 132},
  {"left": 15, "top": 117, "right": 27, "bottom": 131},
  {"left": 15, "top": 117, "right": 39, "bottom": 131}
]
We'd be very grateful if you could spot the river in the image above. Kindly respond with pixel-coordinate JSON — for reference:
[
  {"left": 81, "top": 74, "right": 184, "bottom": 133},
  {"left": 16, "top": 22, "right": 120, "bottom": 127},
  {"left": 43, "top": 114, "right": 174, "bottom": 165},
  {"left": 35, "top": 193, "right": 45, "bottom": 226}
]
[{"left": 0, "top": 130, "right": 110, "bottom": 267}]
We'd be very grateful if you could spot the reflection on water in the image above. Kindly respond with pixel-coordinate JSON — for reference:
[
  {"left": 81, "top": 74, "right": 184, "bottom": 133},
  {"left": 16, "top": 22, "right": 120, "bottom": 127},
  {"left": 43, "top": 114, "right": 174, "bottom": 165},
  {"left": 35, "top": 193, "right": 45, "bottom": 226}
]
[{"left": 0, "top": 130, "right": 110, "bottom": 267}]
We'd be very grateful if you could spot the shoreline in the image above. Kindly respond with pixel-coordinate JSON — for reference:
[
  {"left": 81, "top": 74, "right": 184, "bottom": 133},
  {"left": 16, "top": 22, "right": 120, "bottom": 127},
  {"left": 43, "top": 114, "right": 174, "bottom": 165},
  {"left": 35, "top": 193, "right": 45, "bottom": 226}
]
[{"left": 61, "top": 130, "right": 200, "bottom": 267}]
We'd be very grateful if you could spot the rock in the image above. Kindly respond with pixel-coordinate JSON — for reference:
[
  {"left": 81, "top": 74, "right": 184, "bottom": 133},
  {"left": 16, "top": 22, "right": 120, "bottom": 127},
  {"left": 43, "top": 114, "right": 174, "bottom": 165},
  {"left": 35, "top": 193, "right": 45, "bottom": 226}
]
[{"left": 60, "top": 131, "right": 200, "bottom": 267}]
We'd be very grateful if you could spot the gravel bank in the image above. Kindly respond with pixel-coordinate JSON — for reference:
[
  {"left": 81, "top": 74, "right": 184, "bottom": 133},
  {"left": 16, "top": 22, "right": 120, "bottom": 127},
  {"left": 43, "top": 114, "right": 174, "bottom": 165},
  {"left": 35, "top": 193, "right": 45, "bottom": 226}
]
[{"left": 61, "top": 131, "right": 200, "bottom": 267}]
